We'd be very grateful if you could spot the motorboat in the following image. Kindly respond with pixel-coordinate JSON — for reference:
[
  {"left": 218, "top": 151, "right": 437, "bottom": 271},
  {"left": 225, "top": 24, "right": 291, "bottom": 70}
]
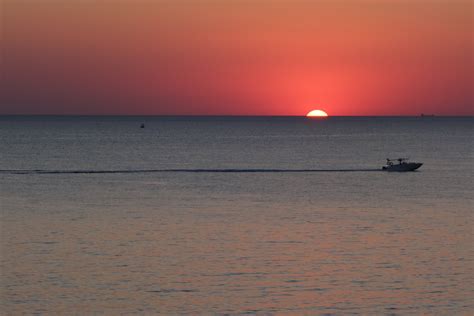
[{"left": 382, "top": 158, "right": 423, "bottom": 172}]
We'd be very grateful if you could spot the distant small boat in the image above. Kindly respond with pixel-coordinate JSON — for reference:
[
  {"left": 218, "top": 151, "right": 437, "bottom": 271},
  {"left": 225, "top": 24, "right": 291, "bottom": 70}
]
[
  {"left": 140, "top": 123, "right": 145, "bottom": 128},
  {"left": 382, "top": 158, "right": 423, "bottom": 172}
]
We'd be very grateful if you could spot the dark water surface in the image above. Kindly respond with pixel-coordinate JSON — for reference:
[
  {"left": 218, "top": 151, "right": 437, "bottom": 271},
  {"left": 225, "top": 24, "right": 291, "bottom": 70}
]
[{"left": 1, "top": 116, "right": 472, "bottom": 314}]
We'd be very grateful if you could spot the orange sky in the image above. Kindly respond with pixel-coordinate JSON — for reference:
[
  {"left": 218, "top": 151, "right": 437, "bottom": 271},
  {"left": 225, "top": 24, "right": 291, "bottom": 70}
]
[{"left": 1, "top": 0, "right": 473, "bottom": 115}]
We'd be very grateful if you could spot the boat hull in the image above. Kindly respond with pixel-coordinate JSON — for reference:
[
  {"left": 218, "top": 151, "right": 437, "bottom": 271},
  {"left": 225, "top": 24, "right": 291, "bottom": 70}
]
[{"left": 382, "top": 163, "right": 423, "bottom": 172}]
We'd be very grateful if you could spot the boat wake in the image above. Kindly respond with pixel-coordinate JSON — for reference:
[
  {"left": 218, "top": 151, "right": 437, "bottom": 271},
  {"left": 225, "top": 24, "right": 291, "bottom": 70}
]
[{"left": 0, "top": 168, "right": 382, "bottom": 175}]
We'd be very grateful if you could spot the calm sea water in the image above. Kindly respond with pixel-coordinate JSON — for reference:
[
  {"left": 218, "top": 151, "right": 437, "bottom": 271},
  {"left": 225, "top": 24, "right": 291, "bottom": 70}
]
[{"left": 1, "top": 116, "right": 473, "bottom": 314}]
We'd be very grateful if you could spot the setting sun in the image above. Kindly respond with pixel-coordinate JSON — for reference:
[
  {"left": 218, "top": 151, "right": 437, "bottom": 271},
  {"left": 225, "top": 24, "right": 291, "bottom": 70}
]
[{"left": 306, "top": 109, "right": 329, "bottom": 117}]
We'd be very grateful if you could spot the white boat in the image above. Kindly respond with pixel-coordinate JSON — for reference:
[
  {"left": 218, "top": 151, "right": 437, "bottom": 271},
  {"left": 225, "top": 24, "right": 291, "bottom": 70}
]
[{"left": 382, "top": 158, "right": 423, "bottom": 172}]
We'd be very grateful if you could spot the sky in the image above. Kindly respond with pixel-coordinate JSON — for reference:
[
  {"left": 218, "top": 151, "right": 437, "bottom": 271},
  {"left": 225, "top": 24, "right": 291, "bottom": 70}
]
[{"left": 1, "top": 0, "right": 473, "bottom": 116}]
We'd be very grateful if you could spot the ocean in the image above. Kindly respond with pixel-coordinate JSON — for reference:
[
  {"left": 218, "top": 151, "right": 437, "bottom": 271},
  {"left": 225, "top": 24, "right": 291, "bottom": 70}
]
[{"left": 1, "top": 116, "right": 472, "bottom": 314}]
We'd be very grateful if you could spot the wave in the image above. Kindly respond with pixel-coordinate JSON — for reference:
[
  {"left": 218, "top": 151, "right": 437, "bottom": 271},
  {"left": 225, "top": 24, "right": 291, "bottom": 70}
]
[{"left": 0, "top": 168, "right": 382, "bottom": 175}]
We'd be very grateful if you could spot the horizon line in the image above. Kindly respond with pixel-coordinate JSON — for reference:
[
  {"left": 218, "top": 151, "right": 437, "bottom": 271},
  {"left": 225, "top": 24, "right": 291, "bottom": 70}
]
[{"left": 0, "top": 114, "right": 473, "bottom": 118}]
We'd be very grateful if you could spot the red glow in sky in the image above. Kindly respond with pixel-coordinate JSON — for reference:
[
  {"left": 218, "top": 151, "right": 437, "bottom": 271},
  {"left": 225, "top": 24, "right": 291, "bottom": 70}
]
[{"left": 1, "top": 0, "right": 473, "bottom": 116}]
